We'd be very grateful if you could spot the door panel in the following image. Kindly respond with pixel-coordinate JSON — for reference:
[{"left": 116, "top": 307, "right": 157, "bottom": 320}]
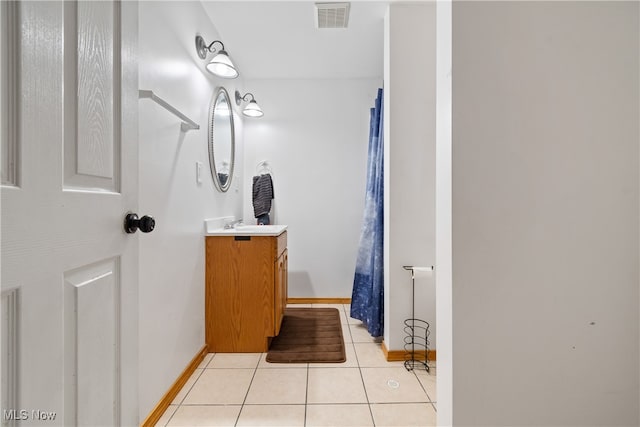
[
  {"left": 76, "top": 1, "right": 116, "bottom": 180},
  {"left": 1, "top": 1, "right": 138, "bottom": 425},
  {"left": 0, "top": 0, "right": 19, "bottom": 187},
  {"left": 64, "top": 258, "right": 120, "bottom": 426},
  {"left": 64, "top": 0, "right": 121, "bottom": 191},
  {"left": 1, "top": 288, "right": 19, "bottom": 427}
]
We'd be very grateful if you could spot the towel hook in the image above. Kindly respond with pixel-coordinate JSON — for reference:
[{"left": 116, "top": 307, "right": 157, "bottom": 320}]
[{"left": 256, "top": 160, "right": 272, "bottom": 175}]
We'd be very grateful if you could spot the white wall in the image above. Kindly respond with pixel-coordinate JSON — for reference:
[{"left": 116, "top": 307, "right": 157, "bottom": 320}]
[
  {"left": 452, "top": 2, "right": 639, "bottom": 425},
  {"left": 242, "top": 78, "right": 380, "bottom": 299},
  {"left": 138, "top": 1, "right": 245, "bottom": 418},
  {"left": 435, "top": 0, "right": 452, "bottom": 423},
  {"left": 383, "top": 3, "right": 437, "bottom": 351}
]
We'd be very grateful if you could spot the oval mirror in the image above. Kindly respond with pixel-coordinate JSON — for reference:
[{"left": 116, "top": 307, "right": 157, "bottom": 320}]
[{"left": 208, "top": 87, "right": 235, "bottom": 192}]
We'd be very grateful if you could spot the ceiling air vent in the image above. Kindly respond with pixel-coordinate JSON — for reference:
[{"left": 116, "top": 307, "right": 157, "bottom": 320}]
[{"left": 315, "top": 2, "right": 350, "bottom": 29}]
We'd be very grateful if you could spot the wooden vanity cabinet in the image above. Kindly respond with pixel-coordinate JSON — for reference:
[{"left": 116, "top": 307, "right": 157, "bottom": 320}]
[{"left": 205, "top": 231, "right": 288, "bottom": 352}]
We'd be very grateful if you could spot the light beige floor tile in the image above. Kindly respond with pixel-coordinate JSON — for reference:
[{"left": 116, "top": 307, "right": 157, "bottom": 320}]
[
  {"left": 307, "top": 367, "right": 368, "bottom": 404},
  {"left": 287, "top": 303, "right": 312, "bottom": 308},
  {"left": 347, "top": 316, "right": 363, "bottom": 325},
  {"left": 343, "top": 305, "right": 355, "bottom": 323},
  {"left": 305, "top": 404, "right": 374, "bottom": 427},
  {"left": 311, "top": 342, "right": 358, "bottom": 368},
  {"left": 342, "top": 341, "right": 359, "bottom": 367},
  {"left": 349, "top": 324, "right": 382, "bottom": 343},
  {"left": 166, "top": 405, "right": 241, "bottom": 427},
  {"left": 370, "top": 403, "right": 437, "bottom": 427},
  {"left": 171, "top": 369, "right": 204, "bottom": 405},
  {"left": 235, "top": 404, "right": 305, "bottom": 427},
  {"left": 154, "top": 404, "right": 178, "bottom": 426},
  {"left": 258, "top": 352, "right": 308, "bottom": 369},
  {"left": 208, "top": 353, "right": 261, "bottom": 369},
  {"left": 342, "top": 324, "right": 353, "bottom": 343},
  {"left": 415, "top": 370, "right": 437, "bottom": 402},
  {"left": 361, "top": 367, "right": 429, "bottom": 403},
  {"left": 354, "top": 343, "right": 402, "bottom": 368},
  {"left": 182, "top": 368, "right": 254, "bottom": 405},
  {"left": 340, "top": 311, "right": 349, "bottom": 325},
  {"left": 244, "top": 368, "right": 307, "bottom": 404},
  {"left": 344, "top": 305, "right": 362, "bottom": 326},
  {"left": 198, "top": 353, "right": 214, "bottom": 369},
  {"left": 339, "top": 310, "right": 350, "bottom": 324}
]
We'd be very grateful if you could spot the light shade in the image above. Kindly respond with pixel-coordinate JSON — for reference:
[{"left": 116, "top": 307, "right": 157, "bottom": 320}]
[
  {"left": 243, "top": 100, "right": 263, "bottom": 117},
  {"left": 196, "top": 36, "right": 239, "bottom": 79},
  {"left": 235, "top": 91, "right": 264, "bottom": 118},
  {"left": 206, "top": 50, "right": 238, "bottom": 79}
]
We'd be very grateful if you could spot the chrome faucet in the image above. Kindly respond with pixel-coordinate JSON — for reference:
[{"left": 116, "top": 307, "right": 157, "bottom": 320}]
[{"left": 223, "top": 219, "right": 243, "bottom": 229}]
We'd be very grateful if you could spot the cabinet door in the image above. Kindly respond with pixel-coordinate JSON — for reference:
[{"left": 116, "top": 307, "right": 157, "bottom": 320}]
[
  {"left": 274, "top": 249, "right": 288, "bottom": 335},
  {"left": 206, "top": 236, "right": 274, "bottom": 352}
]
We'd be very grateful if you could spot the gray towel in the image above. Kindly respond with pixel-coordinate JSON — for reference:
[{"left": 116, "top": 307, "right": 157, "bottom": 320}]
[{"left": 252, "top": 174, "right": 274, "bottom": 218}]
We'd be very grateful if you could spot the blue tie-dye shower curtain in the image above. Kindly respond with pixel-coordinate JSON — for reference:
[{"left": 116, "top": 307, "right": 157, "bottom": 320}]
[{"left": 350, "top": 88, "right": 384, "bottom": 337}]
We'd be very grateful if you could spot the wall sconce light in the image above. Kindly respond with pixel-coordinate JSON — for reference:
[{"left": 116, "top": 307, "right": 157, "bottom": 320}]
[
  {"left": 195, "top": 35, "right": 238, "bottom": 79},
  {"left": 235, "top": 91, "right": 264, "bottom": 118}
]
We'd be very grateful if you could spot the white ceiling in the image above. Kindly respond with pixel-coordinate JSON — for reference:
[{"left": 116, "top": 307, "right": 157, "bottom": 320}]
[{"left": 200, "top": 1, "right": 388, "bottom": 80}]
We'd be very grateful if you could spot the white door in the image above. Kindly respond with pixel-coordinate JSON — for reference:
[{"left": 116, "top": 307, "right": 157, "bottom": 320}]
[{"left": 1, "top": 1, "right": 139, "bottom": 425}]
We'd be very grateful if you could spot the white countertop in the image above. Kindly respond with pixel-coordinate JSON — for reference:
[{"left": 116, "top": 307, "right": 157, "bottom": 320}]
[{"left": 205, "top": 224, "right": 287, "bottom": 237}]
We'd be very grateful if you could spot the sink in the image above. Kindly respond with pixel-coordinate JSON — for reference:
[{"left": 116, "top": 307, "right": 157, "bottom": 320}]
[
  {"left": 205, "top": 221, "right": 287, "bottom": 236},
  {"left": 233, "top": 225, "right": 277, "bottom": 232}
]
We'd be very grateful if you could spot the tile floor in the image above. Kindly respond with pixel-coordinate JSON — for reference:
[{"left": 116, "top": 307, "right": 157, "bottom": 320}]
[{"left": 155, "top": 304, "right": 437, "bottom": 427}]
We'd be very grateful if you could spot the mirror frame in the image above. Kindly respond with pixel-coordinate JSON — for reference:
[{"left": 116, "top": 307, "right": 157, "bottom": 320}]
[{"left": 208, "top": 87, "right": 235, "bottom": 192}]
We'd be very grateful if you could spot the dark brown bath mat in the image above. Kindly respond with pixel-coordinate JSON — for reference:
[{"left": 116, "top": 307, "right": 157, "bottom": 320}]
[{"left": 266, "top": 308, "right": 346, "bottom": 363}]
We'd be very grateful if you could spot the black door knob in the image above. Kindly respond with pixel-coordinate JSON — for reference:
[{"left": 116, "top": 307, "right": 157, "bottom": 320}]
[{"left": 124, "top": 213, "right": 156, "bottom": 234}]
